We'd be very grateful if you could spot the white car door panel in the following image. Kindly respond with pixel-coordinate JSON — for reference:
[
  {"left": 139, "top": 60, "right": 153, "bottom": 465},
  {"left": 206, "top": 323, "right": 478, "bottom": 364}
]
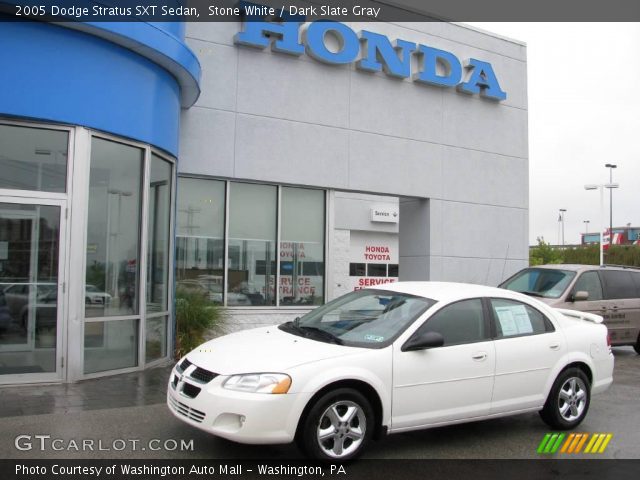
[
  {"left": 391, "top": 298, "right": 496, "bottom": 430},
  {"left": 489, "top": 298, "right": 566, "bottom": 414},
  {"left": 392, "top": 340, "right": 496, "bottom": 429}
]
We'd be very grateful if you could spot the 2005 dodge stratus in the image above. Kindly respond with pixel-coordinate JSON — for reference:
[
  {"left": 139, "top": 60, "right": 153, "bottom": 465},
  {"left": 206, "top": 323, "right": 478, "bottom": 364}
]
[{"left": 167, "top": 282, "right": 614, "bottom": 460}]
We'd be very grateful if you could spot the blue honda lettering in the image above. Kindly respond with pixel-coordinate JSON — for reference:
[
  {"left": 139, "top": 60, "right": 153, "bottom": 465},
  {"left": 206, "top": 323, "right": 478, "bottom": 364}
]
[
  {"left": 233, "top": 7, "right": 506, "bottom": 101},
  {"left": 357, "top": 31, "right": 416, "bottom": 78},
  {"left": 458, "top": 59, "right": 507, "bottom": 101},
  {"left": 304, "top": 21, "right": 360, "bottom": 64},
  {"left": 233, "top": 2, "right": 304, "bottom": 55},
  {"left": 415, "top": 45, "right": 462, "bottom": 88}
]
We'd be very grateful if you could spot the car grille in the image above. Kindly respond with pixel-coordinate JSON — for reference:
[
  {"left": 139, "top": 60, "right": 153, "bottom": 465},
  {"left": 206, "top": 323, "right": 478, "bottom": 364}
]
[
  {"left": 190, "top": 367, "right": 218, "bottom": 384},
  {"left": 176, "top": 358, "right": 192, "bottom": 373},
  {"left": 181, "top": 383, "right": 201, "bottom": 398},
  {"left": 168, "top": 395, "right": 205, "bottom": 423}
]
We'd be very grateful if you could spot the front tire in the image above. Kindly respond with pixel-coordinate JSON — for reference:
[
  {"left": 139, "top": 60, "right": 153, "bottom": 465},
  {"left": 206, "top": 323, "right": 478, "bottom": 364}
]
[
  {"left": 540, "top": 368, "right": 591, "bottom": 430},
  {"left": 299, "top": 388, "right": 374, "bottom": 461}
]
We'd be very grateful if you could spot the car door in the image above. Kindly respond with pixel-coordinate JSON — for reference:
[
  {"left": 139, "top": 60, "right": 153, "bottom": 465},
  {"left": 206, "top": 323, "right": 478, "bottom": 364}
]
[
  {"left": 488, "top": 298, "right": 566, "bottom": 414},
  {"left": 600, "top": 270, "right": 640, "bottom": 345},
  {"left": 564, "top": 270, "right": 606, "bottom": 317},
  {"left": 391, "top": 298, "right": 495, "bottom": 430}
]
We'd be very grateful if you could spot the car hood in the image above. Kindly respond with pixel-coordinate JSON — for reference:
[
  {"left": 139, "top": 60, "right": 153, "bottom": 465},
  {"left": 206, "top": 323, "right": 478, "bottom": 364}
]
[{"left": 184, "top": 325, "right": 361, "bottom": 375}]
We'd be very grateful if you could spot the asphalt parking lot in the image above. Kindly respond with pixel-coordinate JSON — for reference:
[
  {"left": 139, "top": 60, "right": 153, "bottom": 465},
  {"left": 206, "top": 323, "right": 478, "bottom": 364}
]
[{"left": 0, "top": 347, "right": 638, "bottom": 460}]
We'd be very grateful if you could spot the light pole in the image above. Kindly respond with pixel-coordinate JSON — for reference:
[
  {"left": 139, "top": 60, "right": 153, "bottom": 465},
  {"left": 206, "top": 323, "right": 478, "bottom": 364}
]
[
  {"left": 583, "top": 220, "right": 590, "bottom": 233},
  {"left": 108, "top": 189, "right": 132, "bottom": 305},
  {"left": 605, "top": 163, "right": 617, "bottom": 239},
  {"left": 559, "top": 209, "right": 567, "bottom": 246},
  {"left": 585, "top": 183, "right": 619, "bottom": 266}
]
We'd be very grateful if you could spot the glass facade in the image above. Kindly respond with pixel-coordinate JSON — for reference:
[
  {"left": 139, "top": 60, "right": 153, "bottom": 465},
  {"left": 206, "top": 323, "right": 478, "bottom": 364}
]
[
  {"left": 176, "top": 179, "right": 326, "bottom": 307},
  {"left": 0, "top": 124, "right": 68, "bottom": 193},
  {"left": 83, "top": 136, "right": 174, "bottom": 374},
  {"left": 228, "top": 183, "right": 277, "bottom": 306},
  {"left": 85, "top": 138, "right": 143, "bottom": 318},
  {"left": 176, "top": 178, "right": 225, "bottom": 304}
]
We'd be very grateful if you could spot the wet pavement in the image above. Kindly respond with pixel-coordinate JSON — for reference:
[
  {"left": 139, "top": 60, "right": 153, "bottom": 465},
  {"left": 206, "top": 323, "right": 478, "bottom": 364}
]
[{"left": 0, "top": 363, "right": 173, "bottom": 417}]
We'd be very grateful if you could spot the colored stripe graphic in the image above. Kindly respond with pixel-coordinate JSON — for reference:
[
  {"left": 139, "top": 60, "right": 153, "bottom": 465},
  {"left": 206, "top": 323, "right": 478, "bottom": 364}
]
[
  {"left": 539, "top": 433, "right": 612, "bottom": 454},
  {"left": 537, "top": 434, "right": 552, "bottom": 454}
]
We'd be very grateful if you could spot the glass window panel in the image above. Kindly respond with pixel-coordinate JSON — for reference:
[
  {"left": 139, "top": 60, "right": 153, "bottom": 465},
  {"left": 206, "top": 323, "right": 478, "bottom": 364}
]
[
  {"left": 367, "top": 264, "right": 387, "bottom": 277},
  {"left": 280, "top": 188, "right": 325, "bottom": 305},
  {"left": 0, "top": 204, "right": 60, "bottom": 374},
  {"left": 417, "top": 299, "right": 487, "bottom": 346},
  {"left": 228, "top": 183, "right": 277, "bottom": 306},
  {"left": 0, "top": 124, "right": 68, "bottom": 193},
  {"left": 350, "top": 263, "right": 366, "bottom": 276},
  {"left": 572, "top": 271, "right": 603, "bottom": 301},
  {"left": 176, "top": 178, "right": 225, "bottom": 305},
  {"left": 85, "top": 138, "right": 143, "bottom": 317},
  {"left": 490, "top": 298, "right": 553, "bottom": 337},
  {"left": 145, "top": 315, "right": 167, "bottom": 363},
  {"left": 388, "top": 264, "right": 399, "bottom": 277},
  {"left": 84, "top": 319, "right": 139, "bottom": 374},
  {"left": 147, "top": 155, "right": 172, "bottom": 313}
]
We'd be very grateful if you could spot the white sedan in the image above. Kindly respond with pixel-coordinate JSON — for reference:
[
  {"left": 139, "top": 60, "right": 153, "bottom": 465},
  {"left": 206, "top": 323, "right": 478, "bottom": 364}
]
[{"left": 167, "top": 282, "right": 614, "bottom": 460}]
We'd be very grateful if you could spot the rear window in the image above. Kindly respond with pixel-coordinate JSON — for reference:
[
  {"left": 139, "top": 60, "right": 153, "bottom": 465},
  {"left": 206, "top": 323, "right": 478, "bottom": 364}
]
[
  {"left": 601, "top": 270, "right": 639, "bottom": 299},
  {"left": 499, "top": 268, "right": 576, "bottom": 299}
]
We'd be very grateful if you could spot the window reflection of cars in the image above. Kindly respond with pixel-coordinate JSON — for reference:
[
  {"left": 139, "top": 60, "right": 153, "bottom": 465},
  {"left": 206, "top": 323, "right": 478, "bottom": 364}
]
[
  {"left": 176, "top": 280, "right": 251, "bottom": 306},
  {"left": 85, "top": 284, "right": 112, "bottom": 305},
  {"left": 1, "top": 284, "right": 57, "bottom": 329}
]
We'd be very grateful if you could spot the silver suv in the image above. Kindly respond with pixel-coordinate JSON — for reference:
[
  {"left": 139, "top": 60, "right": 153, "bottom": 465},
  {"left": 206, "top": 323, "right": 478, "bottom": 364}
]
[{"left": 499, "top": 264, "right": 640, "bottom": 353}]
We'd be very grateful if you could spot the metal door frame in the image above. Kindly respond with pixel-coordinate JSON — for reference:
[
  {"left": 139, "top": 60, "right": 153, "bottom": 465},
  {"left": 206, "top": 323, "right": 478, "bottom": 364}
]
[{"left": 0, "top": 196, "right": 67, "bottom": 384}]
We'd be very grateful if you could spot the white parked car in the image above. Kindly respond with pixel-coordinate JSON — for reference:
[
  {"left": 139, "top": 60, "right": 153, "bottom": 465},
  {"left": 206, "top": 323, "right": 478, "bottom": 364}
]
[
  {"left": 85, "top": 285, "right": 111, "bottom": 305},
  {"left": 167, "top": 282, "right": 614, "bottom": 460}
]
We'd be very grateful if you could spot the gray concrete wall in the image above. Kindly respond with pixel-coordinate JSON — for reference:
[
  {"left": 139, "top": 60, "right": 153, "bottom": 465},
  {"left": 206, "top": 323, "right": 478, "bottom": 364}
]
[{"left": 180, "top": 21, "right": 528, "bottom": 288}]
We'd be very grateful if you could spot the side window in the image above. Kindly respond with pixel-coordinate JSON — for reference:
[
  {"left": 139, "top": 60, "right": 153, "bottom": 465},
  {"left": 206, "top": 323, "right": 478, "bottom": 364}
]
[
  {"left": 601, "top": 271, "right": 636, "bottom": 299},
  {"left": 490, "top": 298, "right": 554, "bottom": 338},
  {"left": 415, "top": 299, "right": 487, "bottom": 346},
  {"left": 632, "top": 272, "right": 640, "bottom": 297},
  {"left": 572, "top": 271, "right": 603, "bottom": 301}
]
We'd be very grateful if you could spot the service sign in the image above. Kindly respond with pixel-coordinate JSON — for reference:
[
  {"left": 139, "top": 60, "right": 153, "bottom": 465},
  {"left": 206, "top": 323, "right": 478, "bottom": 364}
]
[{"left": 370, "top": 206, "right": 399, "bottom": 223}]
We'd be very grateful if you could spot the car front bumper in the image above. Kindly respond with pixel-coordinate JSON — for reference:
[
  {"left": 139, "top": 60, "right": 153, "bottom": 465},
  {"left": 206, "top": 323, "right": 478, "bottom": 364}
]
[{"left": 167, "top": 363, "right": 304, "bottom": 444}]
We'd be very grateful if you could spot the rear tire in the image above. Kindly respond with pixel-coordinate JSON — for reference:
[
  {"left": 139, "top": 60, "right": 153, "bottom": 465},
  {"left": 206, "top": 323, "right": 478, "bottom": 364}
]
[
  {"left": 540, "top": 368, "right": 591, "bottom": 430},
  {"left": 298, "top": 388, "right": 374, "bottom": 461}
]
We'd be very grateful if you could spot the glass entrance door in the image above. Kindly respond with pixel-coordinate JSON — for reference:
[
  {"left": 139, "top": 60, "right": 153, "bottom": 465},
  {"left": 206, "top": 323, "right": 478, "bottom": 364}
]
[{"left": 0, "top": 200, "right": 65, "bottom": 381}]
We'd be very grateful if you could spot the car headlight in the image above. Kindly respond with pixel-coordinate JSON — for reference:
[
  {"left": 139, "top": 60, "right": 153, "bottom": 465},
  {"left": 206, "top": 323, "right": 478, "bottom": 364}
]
[{"left": 223, "top": 373, "right": 291, "bottom": 394}]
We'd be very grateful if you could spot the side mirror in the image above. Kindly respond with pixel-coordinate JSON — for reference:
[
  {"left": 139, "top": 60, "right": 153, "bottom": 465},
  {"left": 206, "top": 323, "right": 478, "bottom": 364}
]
[
  {"left": 401, "top": 331, "right": 445, "bottom": 352},
  {"left": 572, "top": 291, "right": 589, "bottom": 302}
]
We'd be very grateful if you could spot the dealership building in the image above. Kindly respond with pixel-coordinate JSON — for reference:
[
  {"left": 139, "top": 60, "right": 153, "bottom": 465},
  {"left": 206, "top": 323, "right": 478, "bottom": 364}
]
[{"left": 0, "top": 11, "right": 528, "bottom": 383}]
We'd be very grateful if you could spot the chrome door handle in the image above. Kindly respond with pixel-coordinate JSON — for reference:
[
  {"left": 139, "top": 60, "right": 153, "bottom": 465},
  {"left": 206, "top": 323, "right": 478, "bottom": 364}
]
[
  {"left": 549, "top": 344, "right": 560, "bottom": 350},
  {"left": 472, "top": 352, "right": 487, "bottom": 361}
]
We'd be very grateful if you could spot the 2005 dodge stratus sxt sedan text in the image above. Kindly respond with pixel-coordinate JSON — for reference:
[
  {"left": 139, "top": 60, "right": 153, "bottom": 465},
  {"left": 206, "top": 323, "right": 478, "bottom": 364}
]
[{"left": 167, "top": 282, "right": 614, "bottom": 460}]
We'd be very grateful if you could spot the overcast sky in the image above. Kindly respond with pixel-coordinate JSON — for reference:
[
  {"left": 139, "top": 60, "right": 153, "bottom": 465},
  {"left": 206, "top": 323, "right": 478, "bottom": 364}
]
[{"left": 468, "top": 23, "right": 640, "bottom": 246}]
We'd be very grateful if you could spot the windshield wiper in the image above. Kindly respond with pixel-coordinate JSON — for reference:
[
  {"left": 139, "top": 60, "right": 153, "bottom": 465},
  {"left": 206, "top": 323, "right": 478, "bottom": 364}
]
[
  {"left": 299, "top": 326, "right": 343, "bottom": 345},
  {"left": 519, "top": 290, "right": 544, "bottom": 298}
]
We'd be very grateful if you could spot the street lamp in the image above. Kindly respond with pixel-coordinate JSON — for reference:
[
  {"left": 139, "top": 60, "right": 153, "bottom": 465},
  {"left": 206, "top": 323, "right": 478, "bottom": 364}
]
[
  {"left": 585, "top": 183, "right": 619, "bottom": 266},
  {"left": 559, "top": 209, "right": 567, "bottom": 246},
  {"left": 605, "top": 163, "right": 617, "bottom": 239},
  {"left": 583, "top": 220, "right": 590, "bottom": 234}
]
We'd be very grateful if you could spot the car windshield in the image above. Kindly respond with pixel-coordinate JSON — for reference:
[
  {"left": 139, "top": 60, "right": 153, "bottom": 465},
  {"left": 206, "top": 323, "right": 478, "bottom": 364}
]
[
  {"left": 499, "top": 268, "right": 576, "bottom": 299},
  {"left": 279, "top": 289, "right": 435, "bottom": 348}
]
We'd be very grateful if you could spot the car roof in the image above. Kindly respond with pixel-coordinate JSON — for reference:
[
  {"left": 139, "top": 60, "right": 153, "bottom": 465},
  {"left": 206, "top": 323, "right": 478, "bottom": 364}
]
[
  {"left": 526, "top": 264, "right": 640, "bottom": 273},
  {"left": 369, "top": 281, "right": 528, "bottom": 303}
]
